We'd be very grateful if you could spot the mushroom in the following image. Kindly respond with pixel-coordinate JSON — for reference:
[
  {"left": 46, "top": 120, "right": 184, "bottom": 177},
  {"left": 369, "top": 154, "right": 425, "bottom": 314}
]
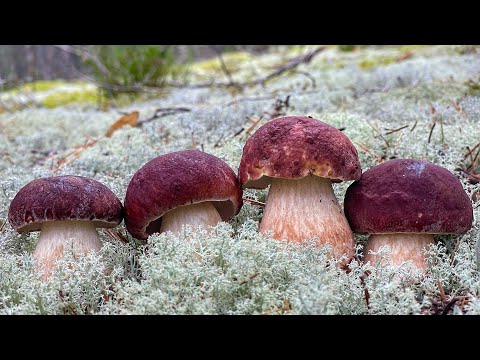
[
  {"left": 344, "top": 159, "right": 474, "bottom": 271},
  {"left": 238, "top": 116, "right": 362, "bottom": 259},
  {"left": 124, "top": 149, "right": 243, "bottom": 240},
  {"left": 8, "top": 175, "right": 123, "bottom": 278}
]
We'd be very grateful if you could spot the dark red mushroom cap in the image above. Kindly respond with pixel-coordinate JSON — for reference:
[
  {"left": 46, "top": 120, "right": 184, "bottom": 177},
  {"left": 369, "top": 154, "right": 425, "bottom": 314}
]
[
  {"left": 8, "top": 176, "right": 123, "bottom": 233},
  {"left": 124, "top": 149, "right": 243, "bottom": 240},
  {"left": 238, "top": 116, "right": 362, "bottom": 189},
  {"left": 344, "top": 159, "right": 474, "bottom": 235}
]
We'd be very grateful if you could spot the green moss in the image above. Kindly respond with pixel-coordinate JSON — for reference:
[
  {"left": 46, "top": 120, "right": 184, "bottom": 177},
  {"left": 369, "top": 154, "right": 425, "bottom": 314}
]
[
  {"left": 19, "top": 80, "right": 68, "bottom": 92},
  {"left": 465, "top": 79, "right": 480, "bottom": 96},
  {"left": 398, "top": 45, "right": 428, "bottom": 53},
  {"left": 191, "top": 51, "right": 252, "bottom": 73},
  {"left": 358, "top": 56, "right": 397, "bottom": 70},
  {"left": 338, "top": 45, "right": 357, "bottom": 52},
  {"left": 41, "top": 88, "right": 99, "bottom": 108}
]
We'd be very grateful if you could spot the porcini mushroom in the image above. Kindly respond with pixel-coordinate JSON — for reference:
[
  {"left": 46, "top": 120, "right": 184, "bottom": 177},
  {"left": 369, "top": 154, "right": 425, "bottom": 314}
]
[
  {"left": 124, "top": 149, "right": 243, "bottom": 240},
  {"left": 344, "top": 159, "right": 474, "bottom": 271},
  {"left": 8, "top": 175, "right": 123, "bottom": 278},
  {"left": 238, "top": 116, "right": 362, "bottom": 259}
]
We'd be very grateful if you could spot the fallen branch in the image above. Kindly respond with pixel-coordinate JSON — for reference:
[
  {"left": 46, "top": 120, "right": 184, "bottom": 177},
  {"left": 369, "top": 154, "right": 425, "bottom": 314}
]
[{"left": 137, "top": 107, "right": 191, "bottom": 126}]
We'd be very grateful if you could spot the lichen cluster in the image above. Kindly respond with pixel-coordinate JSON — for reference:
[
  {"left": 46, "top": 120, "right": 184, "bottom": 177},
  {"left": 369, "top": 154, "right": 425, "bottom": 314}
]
[{"left": 0, "top": 45, "right": 479, "bottom": 314}]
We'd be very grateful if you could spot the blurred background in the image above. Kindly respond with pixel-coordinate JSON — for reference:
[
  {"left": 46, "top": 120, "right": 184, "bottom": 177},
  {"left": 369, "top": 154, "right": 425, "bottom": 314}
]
[{"left": 0, "top": 45, "right": 272, "bottom": 88}]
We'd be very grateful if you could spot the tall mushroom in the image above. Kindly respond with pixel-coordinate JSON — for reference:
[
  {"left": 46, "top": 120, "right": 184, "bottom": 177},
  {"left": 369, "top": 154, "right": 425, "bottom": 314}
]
[
  {"left": 238, "top": 116, "right": 362, "bottom": 259},
  {"left": 344, "top": 159, "right": 474, "bottom": 271},
  {"left": 124, "top": 149, "right": 243, "bottom": 240},
  {"left": 8, "top": 175, "right": 123, "bottom": 278}
]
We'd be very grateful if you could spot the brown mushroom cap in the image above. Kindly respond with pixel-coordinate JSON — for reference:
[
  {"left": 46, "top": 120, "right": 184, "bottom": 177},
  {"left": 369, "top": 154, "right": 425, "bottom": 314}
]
[
  {"left": 344, "top": 159, "right": 474, "bottom": 235},
  {"left": 8, "top": 176, "right": 123, "bottom": 233},
  {"left": 238, "top": 116, "right": 362, "bottom": 189},
  {"left": 124, "top": 149, "right": 243, "bottom": 240}
]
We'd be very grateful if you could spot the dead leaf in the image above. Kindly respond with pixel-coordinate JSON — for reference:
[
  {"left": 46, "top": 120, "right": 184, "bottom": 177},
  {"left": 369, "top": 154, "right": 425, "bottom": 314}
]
[
  {"left": 395, "top": 50, "right": 413, "bottom": 62},
  {"left": 105, "top": 111, "right": 139, "bottom": 137}
]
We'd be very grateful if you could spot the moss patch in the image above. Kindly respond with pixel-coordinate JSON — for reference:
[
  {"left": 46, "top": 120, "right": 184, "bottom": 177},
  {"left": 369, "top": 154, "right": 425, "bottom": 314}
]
[
  {"left": 191, "top": 51, "right": 252, "bottom": 73},
  {"left": 41, "top": 88, "right": 99, "bottom": 108}
]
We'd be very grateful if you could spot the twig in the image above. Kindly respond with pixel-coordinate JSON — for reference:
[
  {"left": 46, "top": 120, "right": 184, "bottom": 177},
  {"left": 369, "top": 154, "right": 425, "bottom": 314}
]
[
  {"left": 410, "top": 120, "right": 418, "bottom": 132},
  {"left": 245, "top": 116, "right": 264, "bottom": 135},
  {"left": 53, "top": 134, "right": 102, "bottom": 173},
  {"left": 450, "top": 99, "right": 466, "bottom": 116},
  {"left": 226, "top": 95, "right": 279, "bottom": 107},
  {"left": 137, "top": 107, "right": 191, "bottom": 126},
  {"left": 243, "top": 197, "right": 265, "bottom": 206},
  {"left": 384, "top": 124, "right": 409, "bottom": 136},
  {"left": 456, "top": 167, "right": 480, "bottom": 183},
  {"left": 441, "top": 296, "right": 467, "bottom": 315},
  {"left": 294, "top": 70, "right": 316, "bottom": 88},
  {"left": 213, "top": 134, "right": 224, "bottom": 148},
  {"left": 239, "top": 272, "right": 260, "bottom": 286},
  {"left": 256, "top": 46, "right": 326, "bottom": 87},
  {"left": 464, "top": 143, "right": 480, "bottom": 162},
  {"left": 356, "top": 143, "right": 384, "bottom": 162},
  {"left": 437, "top": 280, "right": 447, "bottom": 303},
  {"left": 191, "top": 132, "right": 197, "bottom": 149},
  {"left": 450, "top": 238, "right": 462, "bottom": 264},
  {"left": 466, "top": 145, "right": 480, "bottom": 172},
  {"left": 359, "top": 274, "right": 370, "bottom": 309},
  {"left": 427, "top": 121, "right": 436, "bottom": 144},
  {"left": 439, "top": 116, "right": 445, "bottom": 144},
  {"left": 210, "top": 46, "right": 241, "bottom": 90},
  {"left": 168, "top": 45, "right": 327, "bottom": 89},
  {"left": 392, "top": 131, "right": 404, "bottom": 156},
  {"left": 366, "top": 121, "right": 390, "bottom": 151}
]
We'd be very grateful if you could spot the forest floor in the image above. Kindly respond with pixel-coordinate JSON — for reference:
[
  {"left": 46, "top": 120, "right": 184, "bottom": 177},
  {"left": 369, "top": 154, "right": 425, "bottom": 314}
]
[{"left": 0, "top": 45, "right": 479, "bottom": 314}]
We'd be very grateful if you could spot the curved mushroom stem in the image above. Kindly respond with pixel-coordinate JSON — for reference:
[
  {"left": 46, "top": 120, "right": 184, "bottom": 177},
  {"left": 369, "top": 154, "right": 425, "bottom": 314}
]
[
  {"left": 259, "top": 175, "right": 355, "bottom": 260},
  {"left": 159, "top": 201, "right": 222, "bottom": 235},
  {"left": 34, "top": 220, "right": 102, "bottom": 280},
  {"left": 363, "top": 233, "right": 434, "bottom": 271}
]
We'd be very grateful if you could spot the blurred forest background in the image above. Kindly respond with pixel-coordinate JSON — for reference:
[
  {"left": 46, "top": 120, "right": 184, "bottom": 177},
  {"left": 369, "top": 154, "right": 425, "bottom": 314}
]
[{"left": 0, "top": 45, "right": 272, "bottom": 90}]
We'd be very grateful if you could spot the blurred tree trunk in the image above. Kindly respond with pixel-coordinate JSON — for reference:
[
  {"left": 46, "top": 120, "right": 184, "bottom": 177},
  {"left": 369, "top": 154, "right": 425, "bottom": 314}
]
[{"left": 0, "top": 45, "right": 85, "bottom": 87}]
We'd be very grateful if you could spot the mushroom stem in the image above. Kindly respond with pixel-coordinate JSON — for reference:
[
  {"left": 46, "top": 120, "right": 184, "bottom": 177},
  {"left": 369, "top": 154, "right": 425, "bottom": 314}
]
[
  {"left": 259, "top": 175, "right": 355, "bottom": 259},
  {"left": 159, "top": 201, "right": 222, "bottom": 234},
  {"left": 363, "top": 233, "right": 434, "bottom": 270},
  {"left": 34, "top": 220, "right": 102, "bottom": 279}
]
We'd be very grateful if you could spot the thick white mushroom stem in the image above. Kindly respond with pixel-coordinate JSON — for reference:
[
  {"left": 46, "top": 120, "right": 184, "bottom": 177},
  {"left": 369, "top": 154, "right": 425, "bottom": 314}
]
[
  {"left": 34, "top": 220, "right": 102, "bottom": 280},
  {"left": 259, "top": 175, "right": 355, "bottom": 260},
  {"left": 159, "top": 201, "right": 222, "bottom": 234},
  {"left": 363, "top": 233, "right": 434, "bottom": 271}
]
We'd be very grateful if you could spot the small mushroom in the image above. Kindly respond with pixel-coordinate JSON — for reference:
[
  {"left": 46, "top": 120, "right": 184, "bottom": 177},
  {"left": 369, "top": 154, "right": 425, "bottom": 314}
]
[
  {"left": 8, "top": 176, "right": 123, "bottom": 278},
  {"left": 238, "top": 116, "right": 362, "bottom": 259},
  {"left": 344, "top": 159, "right": 474, "bottom": 271},
  {"left": 124, "top": 149, "right": 243, "bottom": 240}
]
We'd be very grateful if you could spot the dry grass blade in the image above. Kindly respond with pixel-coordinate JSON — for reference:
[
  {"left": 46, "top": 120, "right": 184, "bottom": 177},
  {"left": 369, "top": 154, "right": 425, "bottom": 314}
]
[
  {"left": 53, "top": 135, "right": 102, "bottom": 173},
  {"left": 450, "top": 238, "right": 462, "bottom": 264},
  {"left": 437, "top": 279, "right": 447, "bottom": 303},
  {"left": 243, "top": 197, "right": 266, "bottom": 206},
  {"left": 450, "top": 99, "right": 466, "bottom": 116}
]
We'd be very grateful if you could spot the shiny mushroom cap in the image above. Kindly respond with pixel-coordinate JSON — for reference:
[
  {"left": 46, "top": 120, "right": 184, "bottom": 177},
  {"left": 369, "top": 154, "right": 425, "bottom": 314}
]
[
  {"left": 238, "top": 116, "right": 362, "bottom": 189},
  {"left": 8, "top": 175, "right": 123, "bottom": 233},
  {"left": 124, "top": 149, "right": 243, "bottom": 240},
  {"left": 344, "top": 159, "right": 474, "bottom": 235}
]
